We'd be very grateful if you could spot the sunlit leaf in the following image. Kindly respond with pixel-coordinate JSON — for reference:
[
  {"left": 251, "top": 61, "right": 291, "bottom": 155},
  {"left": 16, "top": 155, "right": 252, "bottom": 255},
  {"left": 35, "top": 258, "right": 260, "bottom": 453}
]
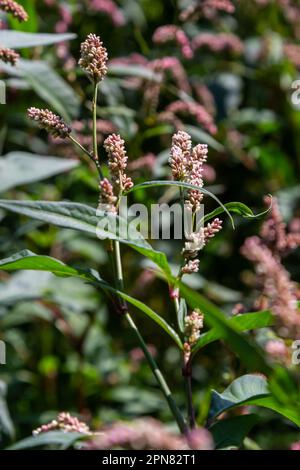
[
  {"left": 0, "top": 152, "right": 78, "bottom": 193},
  {"left": 0, "top": 200, "right": 171, "bottom": 277}
]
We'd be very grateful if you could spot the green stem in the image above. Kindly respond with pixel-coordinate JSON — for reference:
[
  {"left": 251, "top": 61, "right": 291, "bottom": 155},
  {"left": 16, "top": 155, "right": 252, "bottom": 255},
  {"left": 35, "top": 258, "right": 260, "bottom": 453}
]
[
  {"left": 93, "top": 82, "right": 99, "bottom": 162},
  {"left": 113, "top": 239, "right": 187, "bottom": 434},
  {"left": 92, "top": 82, "right": 104, "bottom": 180},
  {"left": 69, "top": 135, "right": 93, "bottom": 160},
  {"left": 69, "top": 133, "right": 103, "bottom": 179}
]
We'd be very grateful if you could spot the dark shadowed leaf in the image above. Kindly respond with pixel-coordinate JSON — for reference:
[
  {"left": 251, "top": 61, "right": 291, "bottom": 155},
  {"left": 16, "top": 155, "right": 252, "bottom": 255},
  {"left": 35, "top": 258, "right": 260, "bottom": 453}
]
[
  {"left": 192, "top": 310, "right": 274, "bottom": 355},
  {"left": 210, "top": 414, "right": 259, "bottom": 449}
]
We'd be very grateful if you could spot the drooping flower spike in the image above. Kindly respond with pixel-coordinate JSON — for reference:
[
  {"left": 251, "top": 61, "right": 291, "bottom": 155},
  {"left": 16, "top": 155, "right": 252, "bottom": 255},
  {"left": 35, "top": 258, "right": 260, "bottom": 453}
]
[
  {"left": 27, "top": 108, "right": 71, "bottom": 139},
  {"left": 0, "top": 47, "right": 19, "bottom": 65}
]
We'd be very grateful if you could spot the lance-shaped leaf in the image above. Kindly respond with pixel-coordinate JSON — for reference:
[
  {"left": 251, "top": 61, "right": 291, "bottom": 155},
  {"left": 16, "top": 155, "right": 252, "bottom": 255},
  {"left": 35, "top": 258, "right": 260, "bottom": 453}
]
[
  {"left": 0, "top": 251, "right": 181, "bottom": 347},
  {"left": 0, "top": 201, "right": 171, "bottom": 277},
  {"left": 19, "top": 60, "right": 80, "bottom": 120},
  {"left": 0, "top": 31, "right": 76, "bottom": 49}
]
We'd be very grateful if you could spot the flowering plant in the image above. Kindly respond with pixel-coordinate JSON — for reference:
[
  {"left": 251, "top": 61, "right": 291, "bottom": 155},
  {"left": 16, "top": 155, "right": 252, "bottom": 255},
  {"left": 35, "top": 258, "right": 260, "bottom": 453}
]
[{"left": 0, "top": 0, "right": 300, "bottom": 452}]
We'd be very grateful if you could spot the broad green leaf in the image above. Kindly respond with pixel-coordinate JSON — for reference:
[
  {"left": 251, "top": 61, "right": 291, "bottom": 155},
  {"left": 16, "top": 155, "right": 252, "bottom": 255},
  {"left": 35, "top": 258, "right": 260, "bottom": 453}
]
[
  {"left": 0, "top": 152, "right": 78, "bottom": 193},
  {"left": 209, "top": 374, "right": 300, "bottom": 427},
  {"left": 8, "top": 0, "right": 38, "bottom": 33},
  {"left": 0, "top": 31, "right": 76, "bottom": 49},
  {"left": 192, "top": 310, "right": 274, "bottom": 356},
  {"left": 0, "top": 200, "right": 171, "bottom": 277},
  {"left": 210, "top": 414, "right": 259, "bottom": 449},
  {"left": 179, "top": 283, "right": 271, "bottom": 374},
  {"left": 0, "top": 251, "right": 181, "bottom": 347},
  {"left": 18, "top": 60, "right": 80, "bottom": 120},
  {"left": 7, "top": 431, "right": 84, "bottom": 450},
  {"left": 178, "top": 298, "right": 187, "bottom": 334},
  {"left": 125, "top": 180, "right": 234, "bottom": 227}
]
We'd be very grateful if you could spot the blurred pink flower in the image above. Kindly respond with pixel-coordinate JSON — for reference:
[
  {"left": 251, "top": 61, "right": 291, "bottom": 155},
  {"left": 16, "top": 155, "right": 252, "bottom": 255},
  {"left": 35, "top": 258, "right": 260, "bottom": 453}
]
[
  {"left": 153, "top": 25, "right": 193, "bottom": 59},
  {"left": 192, "top": 33, "right": 244, "bottom": 55}
]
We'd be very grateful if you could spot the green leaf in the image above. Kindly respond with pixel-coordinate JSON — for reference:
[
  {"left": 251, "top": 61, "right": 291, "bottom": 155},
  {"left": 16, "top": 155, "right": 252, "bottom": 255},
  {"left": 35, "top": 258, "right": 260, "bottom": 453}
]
[
  {"left": 178, "top": 298, "right": 187, "bottom": 334},
  {"left": 0, "top": 251, "right": 181, "bottom": 347},
  {"left": 94, "top": 278, "right": 183, "bottom": 348},
  {"left": 210, "top": 414, "right": 259, "bottom": 449},
  {"left": 7, "top": 431, "right": 84, "bottom": 450},
  {"left": 192, "top": 310, "right": 274, "bottom": 355},
  {"left": 0, "top": 31, "right": 76, "bottom": 49},
  {"left": 209, "top": 374, "right": 300, "bottom": 427},
  {"left": 0, "top": 200, "right": 171, "bottom": 277},
  {"left": 109, "top": 64, "right": 160, "bottom": 82},
  {"left": 18, "top": 60, "right": 80, "bottom": 120},
  {"left": 179, "top": 283, "right": 271, "bottom": 374},
  {"left": 0, "top": 381, "right": 14, "bottom": 440},
  {"left": 184, "top": 124, "right": 224, "bottom": 152},
  {"left": 0, "top": 152, "right": 78, "bottom": 193},
  {"left": 125, "top": 180, "right": 234, "bottom": 227},
  {"left": 0, "top": 250, "right": 94, "bottom": 282}
]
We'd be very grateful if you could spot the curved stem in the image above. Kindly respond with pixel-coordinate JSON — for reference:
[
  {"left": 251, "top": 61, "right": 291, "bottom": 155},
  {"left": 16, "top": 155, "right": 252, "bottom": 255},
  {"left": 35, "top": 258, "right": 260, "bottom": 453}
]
[
  {"left": 113, "top": 239, "right": 187, "bottom": 434},
  {"left": 68, "top": 134, "right": 92, "bottom": 160}
]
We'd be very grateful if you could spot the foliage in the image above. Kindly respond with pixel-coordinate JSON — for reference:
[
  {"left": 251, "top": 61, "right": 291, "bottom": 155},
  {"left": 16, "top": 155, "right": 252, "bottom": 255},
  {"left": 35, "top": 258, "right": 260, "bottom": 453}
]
[{"left": 0, "top": 0, "right": 299, "bottom": 451}]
